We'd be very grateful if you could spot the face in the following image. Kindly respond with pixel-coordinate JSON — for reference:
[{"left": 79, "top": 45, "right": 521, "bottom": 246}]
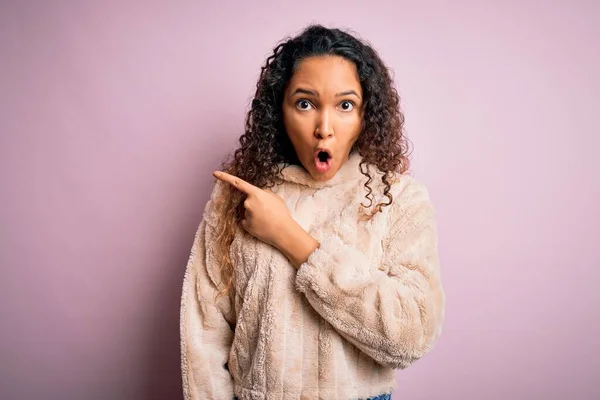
[{"left": 282, "top": 55, "right": 363, "bottom": 182}]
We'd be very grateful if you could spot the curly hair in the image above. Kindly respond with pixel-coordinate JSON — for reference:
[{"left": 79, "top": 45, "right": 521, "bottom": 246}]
[{"left": 213, "top": 24, "right": 411, "bottom": 297}]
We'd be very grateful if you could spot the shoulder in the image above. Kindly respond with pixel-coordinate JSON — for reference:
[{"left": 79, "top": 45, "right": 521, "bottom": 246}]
[
  {"left": 360, "top": 162, "right": 431, "bottom": 205},
  {"left": 389, "top": 173, "right": 432, "bottom": 205},
  {"left": 385, "top": 173, "right": 436, "bottom": 226},
  {"left": 377, "top": 175, "right": 438, "bottom": 255}
]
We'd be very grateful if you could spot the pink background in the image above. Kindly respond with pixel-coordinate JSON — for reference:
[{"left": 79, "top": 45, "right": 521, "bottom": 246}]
[{"left": 1, "top": 1, "right": 598, "bottom": 399}]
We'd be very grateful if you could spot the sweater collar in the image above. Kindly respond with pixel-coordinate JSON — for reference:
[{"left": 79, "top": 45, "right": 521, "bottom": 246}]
[{"left": 279, "top": 152, "right": 364, "bottom": 189}]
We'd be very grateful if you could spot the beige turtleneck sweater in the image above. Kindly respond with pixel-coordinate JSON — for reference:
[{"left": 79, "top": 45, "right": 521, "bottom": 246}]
[{"left": 180, "top": 153, "right": 445, "bottom": 400}]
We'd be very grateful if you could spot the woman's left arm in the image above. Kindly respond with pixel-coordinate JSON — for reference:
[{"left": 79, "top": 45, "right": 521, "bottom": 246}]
[
  {"left": 212, "top": 171, "right": 445, "bottom": 369},
  {"left": 286, "top": 182, "right": 445, "bottom": 370}
]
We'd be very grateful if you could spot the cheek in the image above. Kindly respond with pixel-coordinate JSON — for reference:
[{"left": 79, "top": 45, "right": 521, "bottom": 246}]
[
  {"left": 283, "top": 109, "right": 314, "bottom": 138},
  {"left": 338, "top": 114, "right": 362, "bottom": 135}
]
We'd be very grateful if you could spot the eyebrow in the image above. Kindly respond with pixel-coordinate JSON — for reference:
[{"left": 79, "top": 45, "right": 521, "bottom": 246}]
[{"left": 288, "top": 88, "right": 362, "bottom": 99}]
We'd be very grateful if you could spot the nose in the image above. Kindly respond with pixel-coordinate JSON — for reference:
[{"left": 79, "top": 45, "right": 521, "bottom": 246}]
[{"left": 314, "top": 109, "right": 333, "bottom": 139}]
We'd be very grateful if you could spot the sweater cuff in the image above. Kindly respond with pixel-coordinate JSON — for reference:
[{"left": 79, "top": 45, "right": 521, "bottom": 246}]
[{"left": 295, "top": 235, "right": 370, "bottom": 294}]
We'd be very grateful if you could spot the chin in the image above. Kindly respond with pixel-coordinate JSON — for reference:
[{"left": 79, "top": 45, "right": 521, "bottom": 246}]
[
  {"left": 311, "top": 173, "right": 332, "bottom": 182},
  {"left": 310, "top": 164, "right": 337, "bottom": 182}
]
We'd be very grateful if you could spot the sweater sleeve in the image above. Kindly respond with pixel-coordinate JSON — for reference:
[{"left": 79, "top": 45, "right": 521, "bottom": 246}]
[
  {"left": 180, "top": 184, "right": 235, "bottom": 400},
  {"left": 295, "top": 180, "right": 445, "bottom": 369}
]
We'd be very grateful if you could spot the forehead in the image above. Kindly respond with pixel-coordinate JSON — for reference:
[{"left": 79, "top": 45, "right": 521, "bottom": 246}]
[{"left": 287, "top": 56, "right": 362, "bottom": 94}]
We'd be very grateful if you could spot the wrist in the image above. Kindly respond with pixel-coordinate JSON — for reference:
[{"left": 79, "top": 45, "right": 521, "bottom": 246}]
[
  {"left": 275, "top": 220, "right": 319, "bottom": 268},
  {"left": 273, "top": 218, "right": 302, "bottom": 251}
]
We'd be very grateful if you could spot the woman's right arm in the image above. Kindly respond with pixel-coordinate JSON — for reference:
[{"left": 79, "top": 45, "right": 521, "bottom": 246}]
[{"left": 180, "top": 183, "right": 235, "bottom": 400}]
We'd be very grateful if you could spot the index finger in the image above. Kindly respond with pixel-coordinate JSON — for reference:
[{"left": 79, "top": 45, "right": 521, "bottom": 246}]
[{"left": 213, "top": 171, "right": 259, "bottom": 195}]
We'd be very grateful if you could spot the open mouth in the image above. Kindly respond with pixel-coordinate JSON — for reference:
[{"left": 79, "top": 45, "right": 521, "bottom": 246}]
[
  {"left": 314, "top": 148, "right": 333, "bottom": 173},
  {"left": 317, "top": 151, "right": 330, "bottom": 163}
]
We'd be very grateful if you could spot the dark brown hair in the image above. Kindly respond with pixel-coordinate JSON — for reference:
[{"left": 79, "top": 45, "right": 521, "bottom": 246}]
[{"left": 214, "top": 24, "right": 410, "bottom": 296}]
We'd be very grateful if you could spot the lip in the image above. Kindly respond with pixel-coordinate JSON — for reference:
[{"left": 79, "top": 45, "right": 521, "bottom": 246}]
[
  {"left": 313, "top": 147, "right": 333, "bottom": 159},
  {"left": 313, "top": 147, "right": 333, "bottom": 174}
]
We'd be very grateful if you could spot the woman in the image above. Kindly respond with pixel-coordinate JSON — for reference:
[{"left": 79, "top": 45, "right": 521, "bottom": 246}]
[{"left": 180, "top": 25, "right": 445, "bottom": 400}]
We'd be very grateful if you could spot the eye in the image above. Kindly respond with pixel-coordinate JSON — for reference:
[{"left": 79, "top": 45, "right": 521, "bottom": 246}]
[
  {"left": 295, "top": 99, "right": 314, "bottom": 111},
  {"left": 338, "top": 100, "right": 355, "bottom": 112}
]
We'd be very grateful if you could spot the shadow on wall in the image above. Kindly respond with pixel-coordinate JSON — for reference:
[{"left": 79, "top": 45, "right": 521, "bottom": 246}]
[
  {"left": 140, "top": 252, "right": 187, "bottom": 400},
  {"left": 136, "top": 132, "right": 235, "bottom": 400}
]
